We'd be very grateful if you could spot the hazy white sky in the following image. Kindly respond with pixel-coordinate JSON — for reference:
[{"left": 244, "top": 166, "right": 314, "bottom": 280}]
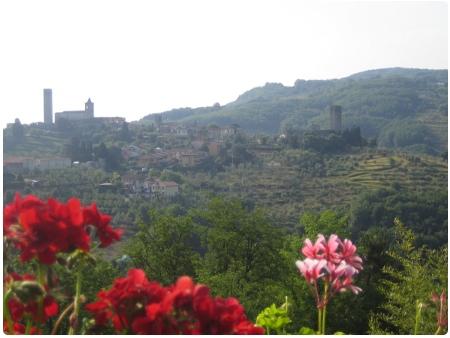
[{"left": 0, "top": 0, "right": 447, "bottom": 126}]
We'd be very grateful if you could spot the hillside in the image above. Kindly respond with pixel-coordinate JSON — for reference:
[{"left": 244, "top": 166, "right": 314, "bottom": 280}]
[
  {"left": 185, "top": 149, "right": 447, "bottom": 230},
  {"left": 142, "top": 68, "right": 448, "bottom": 154}
]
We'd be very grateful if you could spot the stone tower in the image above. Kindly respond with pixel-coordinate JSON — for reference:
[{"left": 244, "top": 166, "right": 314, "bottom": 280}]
[
  {"left": 43, "top": 89, "right": 53, "bottom": 124},
  {"left": 330, "top": 105, "right": 342, "bottom": 131},
  {"left": 85, "top": 98, "right": 94, "bottom": 118}
]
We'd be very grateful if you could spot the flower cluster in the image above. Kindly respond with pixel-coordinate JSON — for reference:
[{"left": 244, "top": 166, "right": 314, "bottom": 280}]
[
  {"left": 4, "top": 193, "right": 122, "bottom": 264},
  {"left": 296, "top": 234, "right": 363, "bottom": 308},
  {"left": 4, "top": 273, "right": 59, "bottom": 334},
  {"left": 86, "top": 269, "right": 264, "bottom": 335}
]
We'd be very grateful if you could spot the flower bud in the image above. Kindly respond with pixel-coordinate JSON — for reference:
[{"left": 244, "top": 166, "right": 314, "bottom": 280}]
[
  {"left": 12, "top": 281, "right": 45, "bottom": 303},
  {"left": 67, "top": 250, "right": 96, "bottom": 269},
  {"left": 57, "top": 256, "right": 68, "bottom": 266},
  {"left": 69, "top": 313, "right": 78, "bottom": 328},
  {"left": 431, "top": 292, "right": 439, "bottom": 304}
]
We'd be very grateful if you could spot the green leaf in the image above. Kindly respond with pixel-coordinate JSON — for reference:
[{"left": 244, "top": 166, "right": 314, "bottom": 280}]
[{"left": 298, "top": 327, "right": 316, "bottom": 335}]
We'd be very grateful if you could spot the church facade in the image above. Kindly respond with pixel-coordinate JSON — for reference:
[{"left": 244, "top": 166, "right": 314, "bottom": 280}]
[{"left": 54, "top": 98, "right": 94, "bottom": 122}]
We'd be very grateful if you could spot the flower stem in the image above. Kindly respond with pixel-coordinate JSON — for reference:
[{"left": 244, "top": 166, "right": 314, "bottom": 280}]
[
  {"left": 68, "top": 269, "right": 82, "bottom": 335},
  {"left": 414, "top": 300, "right": 422, "bottom": 335},
  {"left": 322, "top": 282, "right": 329, "bottom": 335},
  {"left": 3, "top": 289, "right": 14, "bottom": 334},
  {"left": 317, "top": 308, "right": 322, "bottom": 334},
  {"left": 25, "top": 318, "right": 32, "bottom": 334},
  {"left": 51, "top": 302, "right": 74, "bottom": 335},
  {"left": 37, "top": 263, "right": 47, "bottom": 323}
]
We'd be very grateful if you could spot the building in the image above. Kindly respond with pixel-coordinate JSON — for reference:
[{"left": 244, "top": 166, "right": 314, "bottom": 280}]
[
  {"left": 121, "top": 174, "right": 179, "bottom": 198},
  {"left": 4, "top": 157, "right": 26, "bottom": 173},
  {"left": 207, "top": 125, "right": 221, "bottom": 139},
  {"left": 32, "top": 157, "right": 72, "bottom": 170},
  {"left": 122, "top": 145, "right": 144, "bottom": 160},
  {"left": 43, "top": 89, "right": 53, "bottom": 124},
  {"left": 207, "top": 141, "right": 222, "bottom": 156},
  {"left": 175, "top": 126, "right": 189, "bottom": 136},
  {"left": 220, "top": 125, "right": 239, "bottom": 138},
  {"left": 121, "top": 173, "right": 143, "bottom": 194},
  {"left": 98, "top": 182, "right": 117, "bottom": 193},
  {"left": 55, "top": 98, "right": 94, "bottom": 122},
  {"left": 3, "top": 156, "right": 71, "bottom": 173},
  {"left": 94, "top": 117, "right": 126, "bottom": 124},
  {"left": 176, "top": 151, "right": 207, "bottom": 166},
  {"left": 330, "top": 105, "right": 342, "bottom": 132},
  {"left": 151, "top": 180, "right": 179, "bottom": 198}
]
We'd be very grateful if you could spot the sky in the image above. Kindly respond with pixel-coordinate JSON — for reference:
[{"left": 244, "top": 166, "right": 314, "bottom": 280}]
[{"left": 0, "top": 0, "right": 447, "bottom": 126}]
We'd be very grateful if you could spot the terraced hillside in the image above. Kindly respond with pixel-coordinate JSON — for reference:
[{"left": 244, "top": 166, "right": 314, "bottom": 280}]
[
  {"left": 186, "top": 150, "right": 447, "bottom": 228},
  {"left": 4, "top": 127, "right": 65, "bottom": 157},
  {"left": 416, "top": 111, "right": 448, "bottom": 149}
]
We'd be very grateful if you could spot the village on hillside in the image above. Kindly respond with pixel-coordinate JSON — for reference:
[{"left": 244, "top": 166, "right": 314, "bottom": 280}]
[{"left": 4, "top": 90, "right": 352, "bottom": 201}]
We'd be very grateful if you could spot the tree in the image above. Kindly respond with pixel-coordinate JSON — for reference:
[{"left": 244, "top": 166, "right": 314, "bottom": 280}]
[
  {"left": 350, "top": 187, "right": 447, "bottom": 248},
  {"left": 12, "top": 118, "right": 24, "bottom": 142},
  {"left": 324, "top": 227, "right": 395, "bottom": 334},
  {"left": 369, "top": 219, "right": 448, "bottom": 334},
  {"left": 119, "top": 122, "right": 131, "bottom": 141},
  {"left": 93, "top": 143, "right": 123, "bottom": 171},
  {"left": 192, "top": 198, "right": 286, "bottom": 319},
  {"left": 299, "top": 210, "right": 350, "bottom": 238},
  {"left": 125, "top": 210, "right": 199, "bottom": 285}
]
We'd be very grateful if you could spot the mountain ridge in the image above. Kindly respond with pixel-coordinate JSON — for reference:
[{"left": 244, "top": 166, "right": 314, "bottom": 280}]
[{"left": 141, "top": 67, "right": 448, "bottom": 153}]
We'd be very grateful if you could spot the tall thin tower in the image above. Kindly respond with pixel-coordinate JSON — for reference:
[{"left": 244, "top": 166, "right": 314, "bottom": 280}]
[
  {"left": 330, "top": 105, "right": 342, "bottom": 131},
  {"left": 43, "top": 89, "right": 53, "bottom": 124}
]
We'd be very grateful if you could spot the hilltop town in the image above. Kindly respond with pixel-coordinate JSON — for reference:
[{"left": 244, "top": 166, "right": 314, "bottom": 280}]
[{"left": 4, "top": 88, "right": 352, "bottom": 201}]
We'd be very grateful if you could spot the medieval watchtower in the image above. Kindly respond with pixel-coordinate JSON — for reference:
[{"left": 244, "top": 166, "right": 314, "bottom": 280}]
[
  {"left": 43, "top": 89, "right": 53, "bottom": 124},
  {"left": 330, "top": 105, "right": 342, "bottom": 132}
]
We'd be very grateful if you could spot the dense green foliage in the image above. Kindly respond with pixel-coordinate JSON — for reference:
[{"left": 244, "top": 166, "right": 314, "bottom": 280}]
[
  {"left": 125, "top": 211, "right": 199, "bottom": 285},
  {"left": 119, "top": 200, "right": 447, "bottom": 334},
  {"left": 350, "top": 187, "right": 448, "bottom": 247},
  {"left": 369, "top": 220, "right": 448, "bottom": 334}
]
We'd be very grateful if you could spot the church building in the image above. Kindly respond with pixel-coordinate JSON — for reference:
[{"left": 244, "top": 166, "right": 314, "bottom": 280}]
[{"left": 54, "top": 98, "right": 94, "bottom": 122}]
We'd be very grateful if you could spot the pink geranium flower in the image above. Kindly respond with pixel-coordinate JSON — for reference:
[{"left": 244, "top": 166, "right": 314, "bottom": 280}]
[
  {"left": 296, "top": 258, "right": 328, "bottom": 284},
  {"left": 341, "top": 239, "right": 363, "bottom": 271},
  {"left": 331, "top": 275, "right": 362, "bottom": 294},
  {"left": 296, "top": 234, "right": 363, "bottom": 310},
  {"left": 322, "top": 234, "right": 342, "bottom": 264},
  {"left": 301, "top": 237, "right": 325, "bottom": 259}
]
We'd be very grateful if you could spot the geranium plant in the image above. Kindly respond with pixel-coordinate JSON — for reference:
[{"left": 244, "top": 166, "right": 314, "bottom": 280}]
[
  {"left": 296, "top": 234, "right": 363, "bottom": 334},
  {"left": 3, "top": 193, "right": 263, "bottom": 335}
]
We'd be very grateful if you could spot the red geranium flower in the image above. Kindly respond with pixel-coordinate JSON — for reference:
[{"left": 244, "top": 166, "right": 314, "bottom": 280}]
[
  {"left": 3, "top": 193, "right": 122, "bottom": 264},
  {"left": 4, "top": 321, "right": 40, "bottom": 335},
  {"left": 83, "top": 202, "right": 123, "bottom": 247},
  {"left": 4, "top": 273, "right": 59, "bottom": 325},
  {"left": 85, "top": 269, "right": 167, "bottom": 332},
  {"left": 86, "top": 269, "right": 264, "bottom": 335}
]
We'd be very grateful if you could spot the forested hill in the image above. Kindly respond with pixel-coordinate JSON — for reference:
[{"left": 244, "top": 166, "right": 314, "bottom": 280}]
[{"left": 141, "top": 68, "right": 448, "bottom": 154}]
